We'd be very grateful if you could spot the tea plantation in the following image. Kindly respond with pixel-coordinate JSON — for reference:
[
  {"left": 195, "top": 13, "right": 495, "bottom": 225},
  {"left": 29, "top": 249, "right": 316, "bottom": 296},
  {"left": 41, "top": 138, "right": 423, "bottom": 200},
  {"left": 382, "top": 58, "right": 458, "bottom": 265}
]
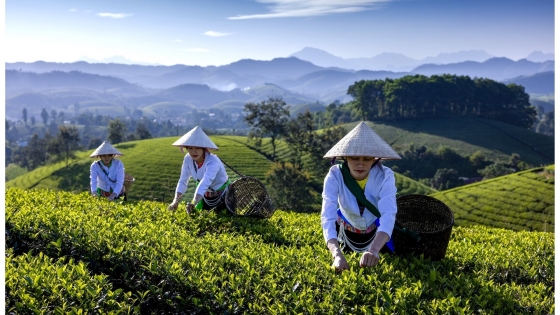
[
  {"left": 431, "top": 166, "right": 555, "bottom": 232},
  {"left": 5, "top": 188, "right": 554, "bottom": 314},
  {"left": 6, "top": 135, "right": 434, "bottom": 202}
]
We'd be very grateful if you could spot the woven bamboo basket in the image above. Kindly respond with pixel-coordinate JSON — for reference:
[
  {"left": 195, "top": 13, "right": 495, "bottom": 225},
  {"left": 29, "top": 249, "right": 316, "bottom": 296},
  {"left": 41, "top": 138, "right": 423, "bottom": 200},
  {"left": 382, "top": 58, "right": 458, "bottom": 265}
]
[
  {"left": 393, "top": 194, "right": 454, "bottom": 260},
  {"left": 224, "top": 176, "right": 275, "bottom": 218}
]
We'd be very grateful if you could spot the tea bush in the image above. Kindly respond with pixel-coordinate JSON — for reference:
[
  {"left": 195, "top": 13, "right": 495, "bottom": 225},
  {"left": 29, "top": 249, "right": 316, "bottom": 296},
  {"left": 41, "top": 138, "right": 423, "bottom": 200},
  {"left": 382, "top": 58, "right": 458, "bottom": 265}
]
[
  {"left": 6, "top": 251, "right": 138, "bottom": 313},
  {"left": 6, "top": 188, "right": 554, "bottom": 314}
]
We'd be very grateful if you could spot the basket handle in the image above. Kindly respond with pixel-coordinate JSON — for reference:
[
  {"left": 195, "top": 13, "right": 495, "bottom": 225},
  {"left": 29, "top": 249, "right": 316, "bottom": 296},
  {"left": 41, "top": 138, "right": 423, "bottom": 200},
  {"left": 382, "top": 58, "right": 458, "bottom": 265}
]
[{"left": 218, "top": 157, "right": 245, "bottom": 177}]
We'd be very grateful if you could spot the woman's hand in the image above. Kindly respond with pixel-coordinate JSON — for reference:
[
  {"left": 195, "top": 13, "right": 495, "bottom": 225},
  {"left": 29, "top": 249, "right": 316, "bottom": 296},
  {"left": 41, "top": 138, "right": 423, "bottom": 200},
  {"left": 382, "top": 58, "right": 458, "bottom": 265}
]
[
  {"left": 168, "top": 200, "right": 179, "bottom": 211},
  {"left": 359, "top": 251, "right": 380, "bottom": 267},
  {"left": 108, "top": 193, "right": 118, "bottom": 201},
  {"left": 327, "top": 238, "right": 349, "bottom": 272},
  {"left": 168, "top": 193, "right": 183, "bottom": 211},
  {"left": 186, "top": 202, "right": 195, "bottom": 214},
  {"left": 332, "top": 252, "right": 350, "bottom": 272},
  {"left": 359, "top": 231, "right": 388, "bottom": 267}
]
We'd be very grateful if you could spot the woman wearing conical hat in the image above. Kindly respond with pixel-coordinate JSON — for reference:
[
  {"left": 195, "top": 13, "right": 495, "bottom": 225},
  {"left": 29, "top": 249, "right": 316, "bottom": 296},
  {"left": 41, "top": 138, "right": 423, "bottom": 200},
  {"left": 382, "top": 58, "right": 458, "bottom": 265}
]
[
  {"left": 90, "top": 141, "right": 126, "bottom": 201},
  {"left": 168, "top": 126, "right": 230, "bottom": 214},
  {"left": 322, "top": 122, "right": 401, "bottom": 272}
]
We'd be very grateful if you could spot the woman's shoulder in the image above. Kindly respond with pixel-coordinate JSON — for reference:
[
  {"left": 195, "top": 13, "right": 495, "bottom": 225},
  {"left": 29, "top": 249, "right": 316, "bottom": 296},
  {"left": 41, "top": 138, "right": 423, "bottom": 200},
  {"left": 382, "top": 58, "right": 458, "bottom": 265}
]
[
  {"left": 206, "top": 153, "right": 222, "bottom": 163},
  {"left": 370, "top": 164, "right": 395, "bottom": 181},
  {"left": 379, "top": 164, "right": 393, "bottom": 173},
  {"left": 325, "top": 164, "right": 342, "bottom": 179}
]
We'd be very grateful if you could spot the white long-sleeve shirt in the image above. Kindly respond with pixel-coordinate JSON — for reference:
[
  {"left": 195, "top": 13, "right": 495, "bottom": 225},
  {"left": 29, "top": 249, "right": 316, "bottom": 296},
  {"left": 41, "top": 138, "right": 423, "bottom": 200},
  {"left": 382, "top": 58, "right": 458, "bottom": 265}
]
[
  {"left": 321, "top": 164, "right": 397, "bottom": 243},
  {"left": 174, "top": 151, "right": 229, "bottom": 197},
  {"left": 90, "top": 159, "right": 125, "bottom": 195}
]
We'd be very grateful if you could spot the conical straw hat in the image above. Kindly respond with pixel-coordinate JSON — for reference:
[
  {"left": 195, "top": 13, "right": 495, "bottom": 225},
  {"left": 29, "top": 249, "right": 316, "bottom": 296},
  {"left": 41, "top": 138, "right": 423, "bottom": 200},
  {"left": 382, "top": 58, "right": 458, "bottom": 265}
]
[
  {"left": 90, "top": 141, "right": 123, "bottom": 158},
  {"left": 172, "top": 126, "right": 218, "bottom": 150},
  {"left": 323, "top": 121, "right": 401, "bottom": 160}
]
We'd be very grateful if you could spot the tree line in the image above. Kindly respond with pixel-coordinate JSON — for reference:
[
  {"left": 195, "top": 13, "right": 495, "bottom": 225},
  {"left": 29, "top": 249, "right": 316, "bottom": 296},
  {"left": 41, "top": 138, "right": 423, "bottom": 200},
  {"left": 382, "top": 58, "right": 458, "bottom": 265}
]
[
  {"left": 315, "top": 74, "right": 537, "bottom": 129},
  {"left": 6, "top": 117, "right": 157, "bottom": 170}
]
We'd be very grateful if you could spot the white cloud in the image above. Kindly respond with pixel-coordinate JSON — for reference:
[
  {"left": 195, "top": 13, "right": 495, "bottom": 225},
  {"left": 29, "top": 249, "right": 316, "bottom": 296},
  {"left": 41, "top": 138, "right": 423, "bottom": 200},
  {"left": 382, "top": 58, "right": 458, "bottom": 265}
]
[
  {"left": 97, "top": 13, "right": 133, "bottom": 19},
  {"left": 180, "top": 48, "right": 210, "bottom": 53},
  {"left": 175, "top": 39, "right": 183, "bottom": 42},
  {"left": 205, "top": 31, "right": 232, "bottom": 37},
  {"left": 228, "top": 0, "right": 390, "bottom": 19},
  {"left": 69, "top": 8, "right": 77, "bottom": 12}
]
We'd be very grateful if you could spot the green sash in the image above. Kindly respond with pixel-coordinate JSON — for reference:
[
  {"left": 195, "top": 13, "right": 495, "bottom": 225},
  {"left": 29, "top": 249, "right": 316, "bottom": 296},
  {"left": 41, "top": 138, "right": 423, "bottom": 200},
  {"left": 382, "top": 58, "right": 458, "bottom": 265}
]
[
  {"left": 339, "top": 162, "right": 420, "bottom": 242},
  {"left": 193, "top": 179, "right": 231, "bottom": 210}
]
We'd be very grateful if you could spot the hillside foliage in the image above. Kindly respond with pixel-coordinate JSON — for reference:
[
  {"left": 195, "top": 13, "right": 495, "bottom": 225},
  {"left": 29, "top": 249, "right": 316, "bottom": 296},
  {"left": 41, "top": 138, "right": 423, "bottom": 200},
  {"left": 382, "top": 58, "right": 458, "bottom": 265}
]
[
  {"left": 6, "top": 188, "right": 554, "bottom": 314},
  {"left": 315, "top": 75, "right": 537, "bottom": 130}
]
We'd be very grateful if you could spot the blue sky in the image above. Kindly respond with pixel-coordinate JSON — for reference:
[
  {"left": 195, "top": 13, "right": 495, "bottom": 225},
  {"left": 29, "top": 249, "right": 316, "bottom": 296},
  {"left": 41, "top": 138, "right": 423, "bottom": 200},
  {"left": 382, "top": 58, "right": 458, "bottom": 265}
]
[{"left": 4, "top": 0, "right": 556, "bottom": 66}]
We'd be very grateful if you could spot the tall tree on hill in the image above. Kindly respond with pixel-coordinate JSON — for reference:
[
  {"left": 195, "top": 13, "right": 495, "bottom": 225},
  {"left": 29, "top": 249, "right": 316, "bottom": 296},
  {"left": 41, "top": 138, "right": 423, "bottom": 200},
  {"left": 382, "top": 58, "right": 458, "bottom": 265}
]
[
  {"left": 107, "top": 119, "right": 127, "bottom": 144},
  {"left": 431, "top": 168, "right": 462, "bottom": 190},
  {"left": 135, "top": 122, "right": 152, "bottom": 140},
  {"left": 13, "top": 134, "right": 48, "bottom": 170},
  {"left": 30, "top": 116, "right": 36, "bottom": 126},
  {"left": 40, "top": 108, "right": 49, "bottom": 125},
  {"left": 265, "top": 162, "right": 318, "bottom": 212},
  {"left": 57, "top": 126, "right": 81, "bottom": 167},
  {"left": 347, "top": 80, "right": 384, "bottom": 120},
  {"left": 88, "top": 137, "right": 104, "bottom": 150},
  {"left": 504, "top": 84, "right": 537, "bottom": 129},
  {"left": 305, "top": 125, "right": 347, "bottom": 177},
  {"left": 50, "top": 110, "right": 57, "bottom": 124},
  {"left": 45, "top": 132, "right": 63, "bottom": 161},
  {"left": 243, "top": 97, "right": 290, "bottom": 160},
  {"left": 284, "top": 110, "right": 315, "bottom": 169},
  {"left": 22, "top": 108, "right": 28, "bottom": 124}
]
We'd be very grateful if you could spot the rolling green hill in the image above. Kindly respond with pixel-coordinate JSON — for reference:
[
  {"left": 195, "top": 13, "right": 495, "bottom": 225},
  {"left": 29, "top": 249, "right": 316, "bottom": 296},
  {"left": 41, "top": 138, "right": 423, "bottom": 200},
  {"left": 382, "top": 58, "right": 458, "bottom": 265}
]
[
  {"left": 141, "top": 101, "right": 197, "bottom": 117},
  {"left": 289, "top": 102, "right": 327, "bottom": 116},
  {"left": 431, "top": 166, "right": 554, "bottom": 232},
  {"left": 243, "top": 84, "right": 316, "bottom": 105},
  {"left": 6, "top": 135, "right": 433, "bottom": 203},
  {"left": 210, "top": 99, "right": 248, "bottom": 112},
  {"left": 236, "top": 118, "right": 553, "bottom": 168},
  {"left": 6, "top": 121, "right": 554, "bottom": 232},
  {"left": 355, "top": 118, "right": 553, "bottom": 166},
  {"left": 230, "top": 135, "right": 435, "bottom": 196}
]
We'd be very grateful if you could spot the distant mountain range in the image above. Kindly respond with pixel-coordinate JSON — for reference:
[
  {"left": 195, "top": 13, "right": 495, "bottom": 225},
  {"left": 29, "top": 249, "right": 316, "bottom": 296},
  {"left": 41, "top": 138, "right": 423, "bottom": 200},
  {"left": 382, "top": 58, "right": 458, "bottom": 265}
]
[
  {"left": 503, "top": 71, "right": 555, "bottom": 96},
  {"left": 412, "top": 58, "right": 554, "bottom": 81},
  {"left": 5, "top": 52, "right": 555, "bottom": 121},
  {"left": 78, "top": 55, "right": 162, "bottom": 66},
  {"left": 289, "top": 47, "right": 554, "bottom": 72}
]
